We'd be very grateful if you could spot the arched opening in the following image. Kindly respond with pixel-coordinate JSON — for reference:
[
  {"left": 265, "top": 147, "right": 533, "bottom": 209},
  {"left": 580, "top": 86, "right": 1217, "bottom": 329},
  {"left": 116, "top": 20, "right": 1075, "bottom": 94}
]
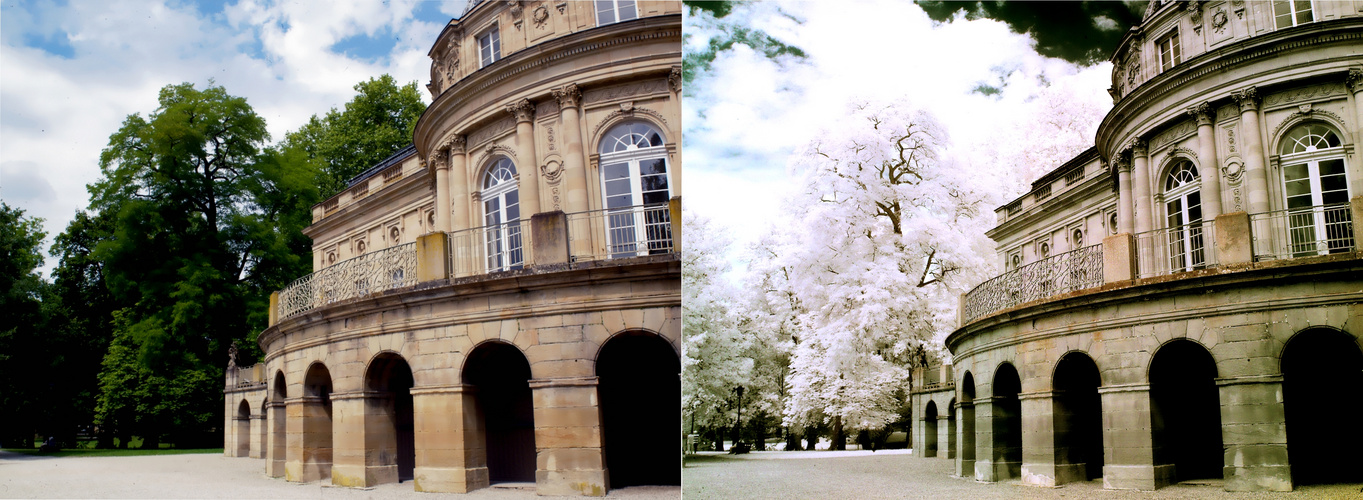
[
  {"left": 1053, "top": 352, "right": 1104, "bottom": 481},
  {"left": 1150, "top": 339, "right": 1222, "bottom": 482},
  {"left": 270, "top": 371, "right": 287, "bottom": 477},
  {"left": 1282, "top": 328, "right": 1363, "bottom": 484},
  {"left": 364, "top": 353, "right": 415, "bottom": 483},
  {"left": 597, "top": 121, "right": 673, "bottom": 258},
  {"left": 480, "top": 156, "right": 523, "bottom": 272},
  {"left": 463, "top": 342, "right": 535, "bottom": 484},
  {"left": 301, "top": 363, "right": 333, "bottom": 482},
  {"left": 960, "top": 373, "right": 976, "bottom": 465},
  {"left": 1275, "top": 122, "right": 1352, "bottom": 257},
  {"left": 946, "top": 398, "right": 957, "bottom": 459},
  {"left": 1162, "top": 160, "right": 1205, "bottom": 273},
  {"left": 923, "top": 400, "right": 939, "bottom": 458},
  {"left": 236, "top": 400, "right": 251, "bottom": 457},
  {"left": 992, "top": 363, "right": 1022, "bottom": 479},
  {"left": 597, "top": 331, "right": 680, "bottom": 487}
]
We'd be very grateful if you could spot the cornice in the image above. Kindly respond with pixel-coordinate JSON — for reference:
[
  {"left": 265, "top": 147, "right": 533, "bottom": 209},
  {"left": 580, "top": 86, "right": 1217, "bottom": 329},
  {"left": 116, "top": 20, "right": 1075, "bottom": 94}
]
[{"left": 302, "top": 169, "right": 433, "bottom": 239}]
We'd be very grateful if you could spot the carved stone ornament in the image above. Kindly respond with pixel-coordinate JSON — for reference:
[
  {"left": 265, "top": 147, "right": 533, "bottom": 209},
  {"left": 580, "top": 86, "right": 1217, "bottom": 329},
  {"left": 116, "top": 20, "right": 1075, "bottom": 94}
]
[
  {"left": 431, "top": 147, "right": 449, "bottom": 170},
  {"left": 1187, "top": 102, "right": 1214, "bottom": 126},
  {"left": 449, "top": 135, "right": 467, "bottom": 154},
  {"left": 546, "top": 125, "right": 556, "bottom": 151},
  {"left": 1232, "top": 0, "right": 1245, "bottom": 19},
  {"left": 508, "top": 0, "right": 523, "bottom": 17},
  {"left": 552, "top": 83, "right": 581, "bottom": 109},
  {"left": 1130, "top": 138, "right": 1148, "bottom": 157},
  {"left": 555, "top": 1, "right": 567, "bottom": 14},
  {"left": 1114, "top": 153, "right": 1132, "bottom": 173},
  {"left": 1346, "top": 68, "right": 1363, "bottom": 93},
  {"left": 1232, "top": 86, "right": 1259, "bottom": 112},
  {"left": 541, "top": 157, "right": 564, "bottom": 185},
  {"left": 1187, "top": 0, "right": 1203, "bottom": 27},
  {"left": 390, "top": 226, "right": 401, "bottom": 242},
  {"left": 228, "top": 340, "right": 239, "bottom": 368},
  {"left": 506, "top": 98, "right": 535, "bottom": 122},
  {"left": 1212, "top": 9, "right": 1229, "bottom": 33},
  {"left": 669, "top": 65, "right": 683, "bottom": 94},
  {"left": 1223, "top": 157, "right": 1245, "bottom": 183},
  {"left": 533, "top": 5, "right": 550, "bottom": 29}
]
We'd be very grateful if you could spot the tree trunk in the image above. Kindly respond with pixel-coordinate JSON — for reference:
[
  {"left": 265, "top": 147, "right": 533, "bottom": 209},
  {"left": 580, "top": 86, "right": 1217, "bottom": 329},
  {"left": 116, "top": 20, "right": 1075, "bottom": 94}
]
[
  {"left": 784, "top": 427, "right": 802, "bottom": 451},
  {"left": 830, "top": 416, "right": 845, "bottom": 451},
  {"left": 805, "top": 426, "right": 818, "bottom": 450}
]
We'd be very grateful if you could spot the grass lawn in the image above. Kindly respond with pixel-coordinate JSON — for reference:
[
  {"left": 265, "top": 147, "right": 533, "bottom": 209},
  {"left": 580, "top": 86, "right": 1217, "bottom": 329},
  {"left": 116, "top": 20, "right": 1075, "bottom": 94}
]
[{"left": 2, "top": 447, "right": 222, "bottom": 458}]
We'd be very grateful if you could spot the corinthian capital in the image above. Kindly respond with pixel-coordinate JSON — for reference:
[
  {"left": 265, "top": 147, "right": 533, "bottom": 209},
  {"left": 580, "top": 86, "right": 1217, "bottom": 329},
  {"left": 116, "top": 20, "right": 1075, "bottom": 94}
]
[
  {"left": 1186, "top": 102, "right": 1214, "bottom": 126},
  {"left": 1346, "top": 68, "right": 1363, "bottom": 93},
  {"left": 551, "top": 83, "right": 581, "bottom": 109},
  {"left": 431, "top": 148, "right": 449, "bottom": 170},
  {"left": 1231, "top": 86, "right": 1259, "bottom": 112},
  {"left": 505, "top": 99, "right": 535, "bottom": 123},
  {"left": 444, "top": 135, "right": 466, "bottom": 155},
  {"left": 1130, "top": 138, "right": 1148, "bottom": 157}
]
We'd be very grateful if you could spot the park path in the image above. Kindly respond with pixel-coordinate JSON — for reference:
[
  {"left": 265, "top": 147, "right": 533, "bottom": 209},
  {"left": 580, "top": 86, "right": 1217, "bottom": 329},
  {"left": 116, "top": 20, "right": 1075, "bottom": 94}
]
[{"left": 0, "top": 451, "right": 678, "bottom": 499}]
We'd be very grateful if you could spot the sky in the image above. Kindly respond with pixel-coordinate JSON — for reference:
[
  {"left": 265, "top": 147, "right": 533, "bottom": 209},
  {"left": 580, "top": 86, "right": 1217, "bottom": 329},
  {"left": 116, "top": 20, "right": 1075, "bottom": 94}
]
[
  {"left": 1, "top": 0, "right": 471, "bottom": 278},
  {"left": 683, "top": 1, "right": 1120, "bottom": 280}
]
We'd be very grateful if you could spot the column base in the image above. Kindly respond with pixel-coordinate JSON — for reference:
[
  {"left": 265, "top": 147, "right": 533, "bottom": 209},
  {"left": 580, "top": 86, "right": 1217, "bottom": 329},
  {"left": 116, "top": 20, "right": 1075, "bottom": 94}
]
[
  {"left": 295, "top": 461, "right": 332, "bottom": 483},
  {"left": 413, "top": 466, "right": 488, "bottom": 493},
  {"left": 536, "top": 468, "right": 609, "bottom": 497},
  {"left": 975, "top": 460, "right": 1020, "bottom": 482},
  {"left": 1102, "top": 464, "right": 1174, "bottom": 491},
  {"left": 268, "top": 458, "right": 286, "bottom": 478},
  {"left": 1224, "top": 465, "right": 1292, "bottom": 492},
  {"left": 1021, "top": 462, "right": 1087, "bottom": 487},
  {"left": 956, "top": 459, "right": 975, "bottom": 478}
]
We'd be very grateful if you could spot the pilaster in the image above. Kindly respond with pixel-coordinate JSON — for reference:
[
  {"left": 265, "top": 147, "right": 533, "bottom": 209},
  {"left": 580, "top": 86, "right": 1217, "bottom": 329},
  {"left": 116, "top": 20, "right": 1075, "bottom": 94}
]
[
  {"left": 1189, "top": 102, "right": 1223, "bottom": 220},
  {"left": 411, "top": 385, "right": 489, "bottom": 493},
  {"left": 267, "top": 400, "right": 287, "bottom": 477},
  {"left": 1233, "top": 87, "right": 1269, "bottom": 215},
  {"left": 1217, "top": 376, "right": 1292, "bottom": 492},
  {"left": 1097, "top": 384, "right": 1171, "bottom": 491},
  {"left": 329, "top": 392, "right": 368, "bottom": 487},
  {"left": 530, "top": 377, "right": 609, "bottom": 497}
]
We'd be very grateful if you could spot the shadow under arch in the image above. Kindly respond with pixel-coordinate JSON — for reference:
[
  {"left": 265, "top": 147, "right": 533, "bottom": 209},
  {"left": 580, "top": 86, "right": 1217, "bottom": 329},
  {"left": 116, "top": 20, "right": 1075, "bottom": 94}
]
[
  {"left": 462, "top": 340, "right": 536, "bottom": 484},
  {"left": 300, "top": 362, "right": 334, "bottom": 482},
  {"left": 235, "top": 399, "right": 251, "bottom": 457},
  {"left": 1280, "top": 326, "right": 1363, "bottom": 485},
  {"left": 959, "top": 372, "right": 976, "bottom": 467},
  {"left": 946, "top": 398, "right": 957, "bottom": 459},
  {"left": 1052, "top": 351, "right": 1104, "bottom": 482},
  {"left": 991, "top": 362, "right": 1023, "bottom": 480},
  {"left": 596, "top": 329, "right": 679, "bottom": 488},
  {"left": 923, "top": 400, "right": 939, "bottom": 458},
  {"left": 269, "top": 370, "right": 287, "bottom": 477},
  {"left": 1149, "top": 338, "right": 1221, "bottom": 482},
  {"left": 364, "top": 351, "right": 416, "bottom": 483}
]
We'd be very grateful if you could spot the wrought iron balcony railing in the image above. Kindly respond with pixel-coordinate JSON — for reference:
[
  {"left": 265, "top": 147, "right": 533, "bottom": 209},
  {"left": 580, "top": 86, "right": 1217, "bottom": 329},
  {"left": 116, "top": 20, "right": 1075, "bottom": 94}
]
[
  {"left": 566, "top": 203, "right": 674, "bottom": 263},
  {"left": 277, "top": 242, "right": 417, "bottom": 320},
  {"left": 1251, "top": 202, "right": 1356, "bottom": 261},
  {"left": 448, "top": 219, "right": 532, "bottom": 277},
  {"left": 1135, "top": 220, "right": 1217, "bottom": 279},
  {"left": 962, "top": 243, "right": 1104, "bottom": 324}
]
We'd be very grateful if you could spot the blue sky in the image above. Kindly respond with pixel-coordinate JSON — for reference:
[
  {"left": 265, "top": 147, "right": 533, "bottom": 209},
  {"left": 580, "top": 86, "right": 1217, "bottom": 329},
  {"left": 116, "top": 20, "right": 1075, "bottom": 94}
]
[{"left": 1, "top": 0, "right": 469, "bottom": 277}]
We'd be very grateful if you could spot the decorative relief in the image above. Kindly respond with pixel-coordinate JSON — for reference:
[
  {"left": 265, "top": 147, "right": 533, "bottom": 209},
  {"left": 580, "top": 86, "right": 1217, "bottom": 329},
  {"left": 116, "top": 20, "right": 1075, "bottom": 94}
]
[
  {"left": 1264, "top": 83, "right": 1345, "bottom": 109},
  {"left": 508, "top": 1, "right": 523, "bottom": 17},
  {"left": 669, "top": 65, "right": 683, "bottom": 94},
  {"left": 1269, "top": 107, "right": 1347, "bottom": 144},
  {"left": 536, "top": 99, "right": 560, "bottom": 119},
  {"left": 1225, "top": 126, "right": 1237, "bottom": 154},
  {"left": 532, "top": 4, "right": 550, "bottom": 29},
  {"left": 541, "top": 156, "right": 564, "bottom": 185},
  {"left": 546, "top": 125, "right": 556, "bottom": 151},
  {"left": 449, "top": 134, "right": 467, "bottom": 154},
  {"left": 1347, "top": 68, "right": 1363, "bottom": 93},
  {"left": 552, "top": 83, "right": 581, "bottom": 109},
  {"left": 1187, "top": 102, "right": 1214, "bottom": 126},
  {"left": 468, "top": 116, "right": 516, "bottom": 148},
  {"left": 1232, "top": 0, "right": 1245, "bottom": 19},
  {"left": 555, "top": 2, "right": 566, "bottom": 14},
  {"left": 1187, "top": 0, "right": 1204, "bottom": 33},
  {"left": 1231, "top": 86, "right": 1259, "bottom": 112},
  {"left": 1211, "top": 8, "right": 1229, "bottom": 34},
  {"left": 1130, "top": 138, "right": 1148, "bottom": 157},
  {"left": 583, "top": 79, "right": 670, "bottom": 105},
  {"left": 1150, "top": 120, "right": 1196, "bottom": 152},
  {"left": 474, "top": 144, "right": 518, "bottom": 168},
  {"left": 551, "top": 186, "right": 561, "bottom": 210},
  {"left": 506, "top": 98, "right": 535, "bottom": 123},
  {"left": 1223, "top": 157, "right": 1245, "bottom": 184},
  {"left": 591, "top": 102, "right": 671, "bottom": 139},
  {"left": 1158, "top": 147, "right": 1200, "bottom": 175}
]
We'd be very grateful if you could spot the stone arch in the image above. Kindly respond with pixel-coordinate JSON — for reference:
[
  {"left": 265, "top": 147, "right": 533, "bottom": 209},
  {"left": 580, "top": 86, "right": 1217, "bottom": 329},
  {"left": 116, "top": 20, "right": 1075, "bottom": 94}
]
[
  {"left": 1154, "top": 146, "right": 1201, "bottom": 194},
  {"left": 462, "top": 340, "right": 536, "bottom": 484},
  {"left": 1280, "top": 327, "right": 1363, "bottom": 485},
  {"left": 269, "top": 370, "right": 287, "bottom": 477},
  {"left": 363, "top": 351, "right": 416, "bottom": 484},
  {"left": 990, "top": 362, "right": 1022, "bottom": 480},
  {"left": 596, "top": 329, "right": 680, "bottom": 488},
  {"left": 959, "top": 372, "right": 976, "bottom": 468},
  {"left": 235, "top": 399, "right": 252, "bottom": 457},
  {"left": 1268, "top": 113, "right": 1353, "bottom": 157},
  {"left": 923, "top": 400, "right": 939, "bottom": 458},
  {"left": 1051, "top": 351, "right": 1104, "bottom": 482},
  {"left": 1149, "top": 338, "right": 1222, "bottom": 482},
  {"left": 299, "top": 362, "right": 334, "bottom": 482},
  {"left": 946, "top": 397, "right": 957, "bottom": 460},
  {"left": 593, "top": 327, "right": 678, "bottom": 362},
  {"left": 589, "top": 114, "right": 672, "bottom": 155}
]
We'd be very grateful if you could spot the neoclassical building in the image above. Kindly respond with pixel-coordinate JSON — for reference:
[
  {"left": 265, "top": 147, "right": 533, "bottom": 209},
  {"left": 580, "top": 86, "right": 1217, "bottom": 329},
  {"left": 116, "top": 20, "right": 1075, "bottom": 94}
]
[
  {"left": 914, "top": 0, "right": 1362, "bottom": 492},
  {"left": 223, "top": 0, "right": 682, "bottom": 495}
]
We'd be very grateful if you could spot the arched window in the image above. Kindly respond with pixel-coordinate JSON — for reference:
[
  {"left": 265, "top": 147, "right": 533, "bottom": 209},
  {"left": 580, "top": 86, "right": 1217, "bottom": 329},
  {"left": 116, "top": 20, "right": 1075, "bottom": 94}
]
[
  {"left": 1163, "top": 160, "right": 1205, "bottom": 272},
  {"left": 1277, "top": 122, "right": 1352, "bottom": 256},
  {"left": 598, "top": 121, "right": 671, "bottom": 258},
  {"left": 482, "top": 157, "right": 523, "bottom": 271}
]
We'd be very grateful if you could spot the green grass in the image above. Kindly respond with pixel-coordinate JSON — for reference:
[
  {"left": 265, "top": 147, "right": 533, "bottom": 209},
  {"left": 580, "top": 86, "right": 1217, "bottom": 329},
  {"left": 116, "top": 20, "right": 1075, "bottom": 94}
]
[{"left": 2, "top": 448, "right": 222, "bottom": 458}]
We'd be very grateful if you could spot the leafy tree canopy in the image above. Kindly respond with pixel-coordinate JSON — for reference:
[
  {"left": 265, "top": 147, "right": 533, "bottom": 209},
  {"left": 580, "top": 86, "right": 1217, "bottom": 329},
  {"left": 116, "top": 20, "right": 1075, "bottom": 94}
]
[{"left": 916, "top": 1, "right": 1145, "bottom": 65}]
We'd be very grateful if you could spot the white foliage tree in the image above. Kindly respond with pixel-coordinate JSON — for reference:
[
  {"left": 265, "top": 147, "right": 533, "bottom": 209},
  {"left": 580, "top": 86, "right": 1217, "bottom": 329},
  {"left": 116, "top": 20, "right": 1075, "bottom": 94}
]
[
  {"left": 773, "top": 99, "right": 997, "bottom": 433},
  {"left": 681, "top": 210, "right": 753, "bottom": 436}
]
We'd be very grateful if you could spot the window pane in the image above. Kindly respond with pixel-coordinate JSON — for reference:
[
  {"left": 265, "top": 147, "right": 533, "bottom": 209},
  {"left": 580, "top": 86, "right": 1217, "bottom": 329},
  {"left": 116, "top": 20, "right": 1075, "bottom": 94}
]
[
  {"left": 640, "top": 174, "right": 668, "bottom": 193},
  {"left": 640, "top": 159, "right": 667, "bottom": 175},
  {"left": 619, "top": 0, "right": 637, "bottom": 21},
  {"left": 1284, "top": 164, "right": 1309, "bottom": 181},
  {"left": 1285, "top": 178, "right": 1312, "bottom": 197},
  {"left": 605, "top": 178, "right": 631, "bottom": 197},
  {"left": 1321, "top": 174, "right": 1346, "bottom": 194},
  {"left": 1320, "top": 159, "right": 1345, "bottom": 176},
  {"left": 606, "top": 194, "right": 632, "bottom": 209},
  {"left": 1287, "top": 194, "right": 1312, "bottom": 209},
  {"left": 1273, "top": 0, "right": 1293, "bottom": 28},
  {"left": 596, "top": 0, "right": 613, "bottom": 25},
  {"left": 1323, "top": 190, "right": 1348, "bottom": 205},
  {"left": 642, "top": 191, "right": 668, "bottom": 205},
  {"left": 1295, "top": 0, "right": 1313, "bottom": 24},
  {"left": 603, "top": 163, "right": 629, "bottom": 180}
]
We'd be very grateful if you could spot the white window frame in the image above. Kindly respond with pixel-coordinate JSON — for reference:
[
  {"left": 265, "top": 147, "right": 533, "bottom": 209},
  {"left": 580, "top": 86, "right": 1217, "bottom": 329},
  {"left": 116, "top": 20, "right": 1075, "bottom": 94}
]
[
  {"left": 1278, "top": 123, "right": 1350, "bottom": 256},
  {"left": 598, "top": 122, "right": 671, "bottom": 259},
  {"left": 595, "top": 0, "right": 638, "bottom": 26},
  {"left": 481, "top": 157, "right": 523, "bottom": 272},
  {"left": 477, "top": 26, "right": 501, "bottom": 68},
  {"left": 1272, "top": 0, "right": 1315, "bottom": 29},
  {"left": 1163, "top": 161, "right": 1205, "bottom": 272},
  {"left": 1157, "top": 29, "right": 1181, "bottom": 72}
]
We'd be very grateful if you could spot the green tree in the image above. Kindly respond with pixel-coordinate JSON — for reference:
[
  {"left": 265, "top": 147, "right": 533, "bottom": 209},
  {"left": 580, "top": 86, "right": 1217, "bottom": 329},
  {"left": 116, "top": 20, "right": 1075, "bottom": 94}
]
[
  {"left": 0, "top": 203, "right": 50, "bottom": 447},
  {"left": 281, "top": 75, "right": 426, "bottom": 198}
]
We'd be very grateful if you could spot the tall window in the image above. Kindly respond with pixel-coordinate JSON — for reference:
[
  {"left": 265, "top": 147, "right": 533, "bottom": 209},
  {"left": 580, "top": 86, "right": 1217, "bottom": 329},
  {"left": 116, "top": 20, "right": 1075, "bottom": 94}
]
[
  {"left": 478, "top": 26, "right": 501, "bottom": 68},
  {"left": 1157, "top": 29, "right": 1181, "bottom": 72},
  {"left": 1272, "top": 0, "right": 1314, "bottom": 29},
  {"left": 1164, "top": 161, "right": 1205, "bottom": 272},
  {"left": 1278, "top": 122, "right": 1352, "bottom": 256},
  {"left": 596, "top": 0, "right": 638, "bottom": 26},
  {"left": 481, "top": 157, "right": 522, "bottom": 271},
  {"left": 599, "top": 122, "right": 670, "bottom": 258}
]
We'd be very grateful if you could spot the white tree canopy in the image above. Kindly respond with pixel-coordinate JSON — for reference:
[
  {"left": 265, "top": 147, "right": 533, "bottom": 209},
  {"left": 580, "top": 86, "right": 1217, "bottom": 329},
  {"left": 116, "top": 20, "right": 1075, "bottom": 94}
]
[{"left": 682, "top": 210, "right": 753, "bottom": 428}]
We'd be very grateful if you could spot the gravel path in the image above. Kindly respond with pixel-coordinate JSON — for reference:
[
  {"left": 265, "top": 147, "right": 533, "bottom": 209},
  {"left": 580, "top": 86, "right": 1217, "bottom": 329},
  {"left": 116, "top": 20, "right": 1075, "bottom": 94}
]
[
  {"left": 682, "top": 451, "right": 1363, "bottom": 499},
  {"left": 0, "top": 452, "right": 679, "bottom": 499}
]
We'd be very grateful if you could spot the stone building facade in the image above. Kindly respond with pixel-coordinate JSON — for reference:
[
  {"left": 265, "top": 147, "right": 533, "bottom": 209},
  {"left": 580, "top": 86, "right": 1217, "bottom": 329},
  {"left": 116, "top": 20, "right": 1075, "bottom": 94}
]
[
  {"left": 914, "top": 0, "right": 1363, "bottom": 492},
  {"left": 224, "top": 1, "right": 683, "bottom": 496}
]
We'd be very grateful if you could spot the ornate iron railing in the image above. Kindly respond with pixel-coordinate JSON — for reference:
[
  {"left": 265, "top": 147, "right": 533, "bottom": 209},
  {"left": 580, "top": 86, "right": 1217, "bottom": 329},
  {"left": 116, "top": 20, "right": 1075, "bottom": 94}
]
[
  {"left": 566, "top": 203, "right": 674, "bottom": 262},
  {"left": 962, "top": 243, "right": 1103, "bottom": 324},
  {"left": 447, "top": 219, "right": 532, "bottom": 277},
  {"left": 1134, "top": 220, "right": 1217, "bottom": 279},
  {"left": 1250, "top": 202, "right": 1355, "bottom": 261},
  {"left": 277, "top": 242, "right": 417, "bottom": 320}
]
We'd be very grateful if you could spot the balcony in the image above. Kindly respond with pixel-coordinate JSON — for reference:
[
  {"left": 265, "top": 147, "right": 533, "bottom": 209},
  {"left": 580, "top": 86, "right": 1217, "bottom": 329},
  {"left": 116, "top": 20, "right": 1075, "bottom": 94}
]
[
  {"left": 961, "top": 199, "right": 1362, "bottom": 326},
  {"left": 271, "top": 200, "right": 679, "bottom": 324}
]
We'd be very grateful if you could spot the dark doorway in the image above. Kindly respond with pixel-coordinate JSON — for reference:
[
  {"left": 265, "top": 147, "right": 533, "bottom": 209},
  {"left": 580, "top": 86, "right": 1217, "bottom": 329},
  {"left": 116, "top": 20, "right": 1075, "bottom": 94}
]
[
  {"left": 923, "top": 400, "right": 939, "bottom": 457},
  {"left": 1150, "top": 339, "right": 1222, "bottom": 482},
  {"left": 366, "top": 353, "right": 416, "bottom": 482},
  {"left": 1053, "top": 352, "right": 1104, "bottom": 480},
  {"left": 992, "top": 363, "right": 1022, "bottom": 478},
  {"left": 947, "top": 399, "right": 957, "bottom": 459},
  {"left": 464, "top": 342, "right": 536, "bottom": 483},
  {"left": 302, "top": 363, "right": 334, "bottom": 481},
  {"left": 597, "top": 332, "right": 680, "bottom": 487},
  {"left": 236, "top": 400, "right": 251, "bottom": 456},
  {"left": 1282, "top": 328, "right": 1363, "bottom": 485},
  {"left": 960, "top": 373, "right": 976, "bottom": 465}
]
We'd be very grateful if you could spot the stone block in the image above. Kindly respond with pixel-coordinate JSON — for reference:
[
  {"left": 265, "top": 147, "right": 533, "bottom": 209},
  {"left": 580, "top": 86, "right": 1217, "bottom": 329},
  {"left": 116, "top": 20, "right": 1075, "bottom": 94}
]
[
  {"left": 531, "top": 211, "right": 570, "bottom": 266},
  {"left": 416, "top": 232, "right": 451, "bottom": 282},
  {"left": 539, "top": 326, "right": 584, "bottom": 344},
  {"left": 1104, "top": 233, "right": 1137, "bottom": 283},
  {"left": 1224, "top": 464, "right": 1292, "bottom": 491},
  {"left": 414, "top": 466, "right": 489, "bottom": 493},
  {"left": 537, "top": 447, "right": 606, "bottom": 471},
  {"left": 536, "top": 469, "right": 608, "bottom": 497},
  {"left": 1215, "top": 212, "right": 1252, "bottom": 265}
]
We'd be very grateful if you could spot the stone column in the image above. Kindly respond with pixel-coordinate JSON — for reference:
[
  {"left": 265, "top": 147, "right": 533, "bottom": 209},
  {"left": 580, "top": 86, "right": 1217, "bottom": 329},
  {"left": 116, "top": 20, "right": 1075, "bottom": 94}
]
[
  {"left": 433, "top": 145, "right": 452, "bottom": 233},
  {"left": 250, "top": 413, "right": 267, "bottom": 459},
  {"left": 1116, "top": 153, "right": 1135, "bottom": 234},
  {"left": 1218, "top": 376, "right": 1292, "bottom": 491},
  {"left": 448, "top": 136, "right": 470, "bottom": 231},
  {"left": 291, "top": 396, "right": 333, "bottom": 483},
  {"left": 1019, "top": 391, "right": 1061, "bottom": 487},
  {"left": 956, "top": 401, "right": 976, "bottom": 478},
  {"left": 412, "top": 385, "right": 488, "bottom": 493},
  {"left": 1188, "top": 103, "right": 1223, "bottom": 219},
  {"left": 552, "top": 84, "right": 588, "bottom": 214},
  {"left": 1098, "top": 384, "right": 1171, "bottom": 491},
  {"left": 268, "top": 400, "right": 287, "bottom": 477},
  {"left": 1233, "top": 87, "right": 1269, "bottom": 214},
  {"left": 329, "top": 392, "right": 368, "bottom": 487},
  {"left": 1345, "top": 69, "right": 1363, "bottom": 196},
  {"left": 667, "top": 65, "right": 683, "bottom": 197},
  {"left": 530, "top": 377, "right": 608, "bottom": 496},
  {"left": 972, "top": 398, "right": 998, "bottom": 481},
  {"left": 507, "top": 99, "right": 542, "bottom": 219},
  {"left": 1132, "top": 139, "right": 1153, "bottom": 234}
]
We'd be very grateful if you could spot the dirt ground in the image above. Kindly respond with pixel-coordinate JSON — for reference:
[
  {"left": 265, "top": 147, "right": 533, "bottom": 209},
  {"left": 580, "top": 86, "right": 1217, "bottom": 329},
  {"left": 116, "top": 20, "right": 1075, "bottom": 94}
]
[
  {"left": 0, "top": 451, "right": 679, "bottom": 499},
  {"left": 683, "top": 450, "right": 1363, "bottom": 499}
]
